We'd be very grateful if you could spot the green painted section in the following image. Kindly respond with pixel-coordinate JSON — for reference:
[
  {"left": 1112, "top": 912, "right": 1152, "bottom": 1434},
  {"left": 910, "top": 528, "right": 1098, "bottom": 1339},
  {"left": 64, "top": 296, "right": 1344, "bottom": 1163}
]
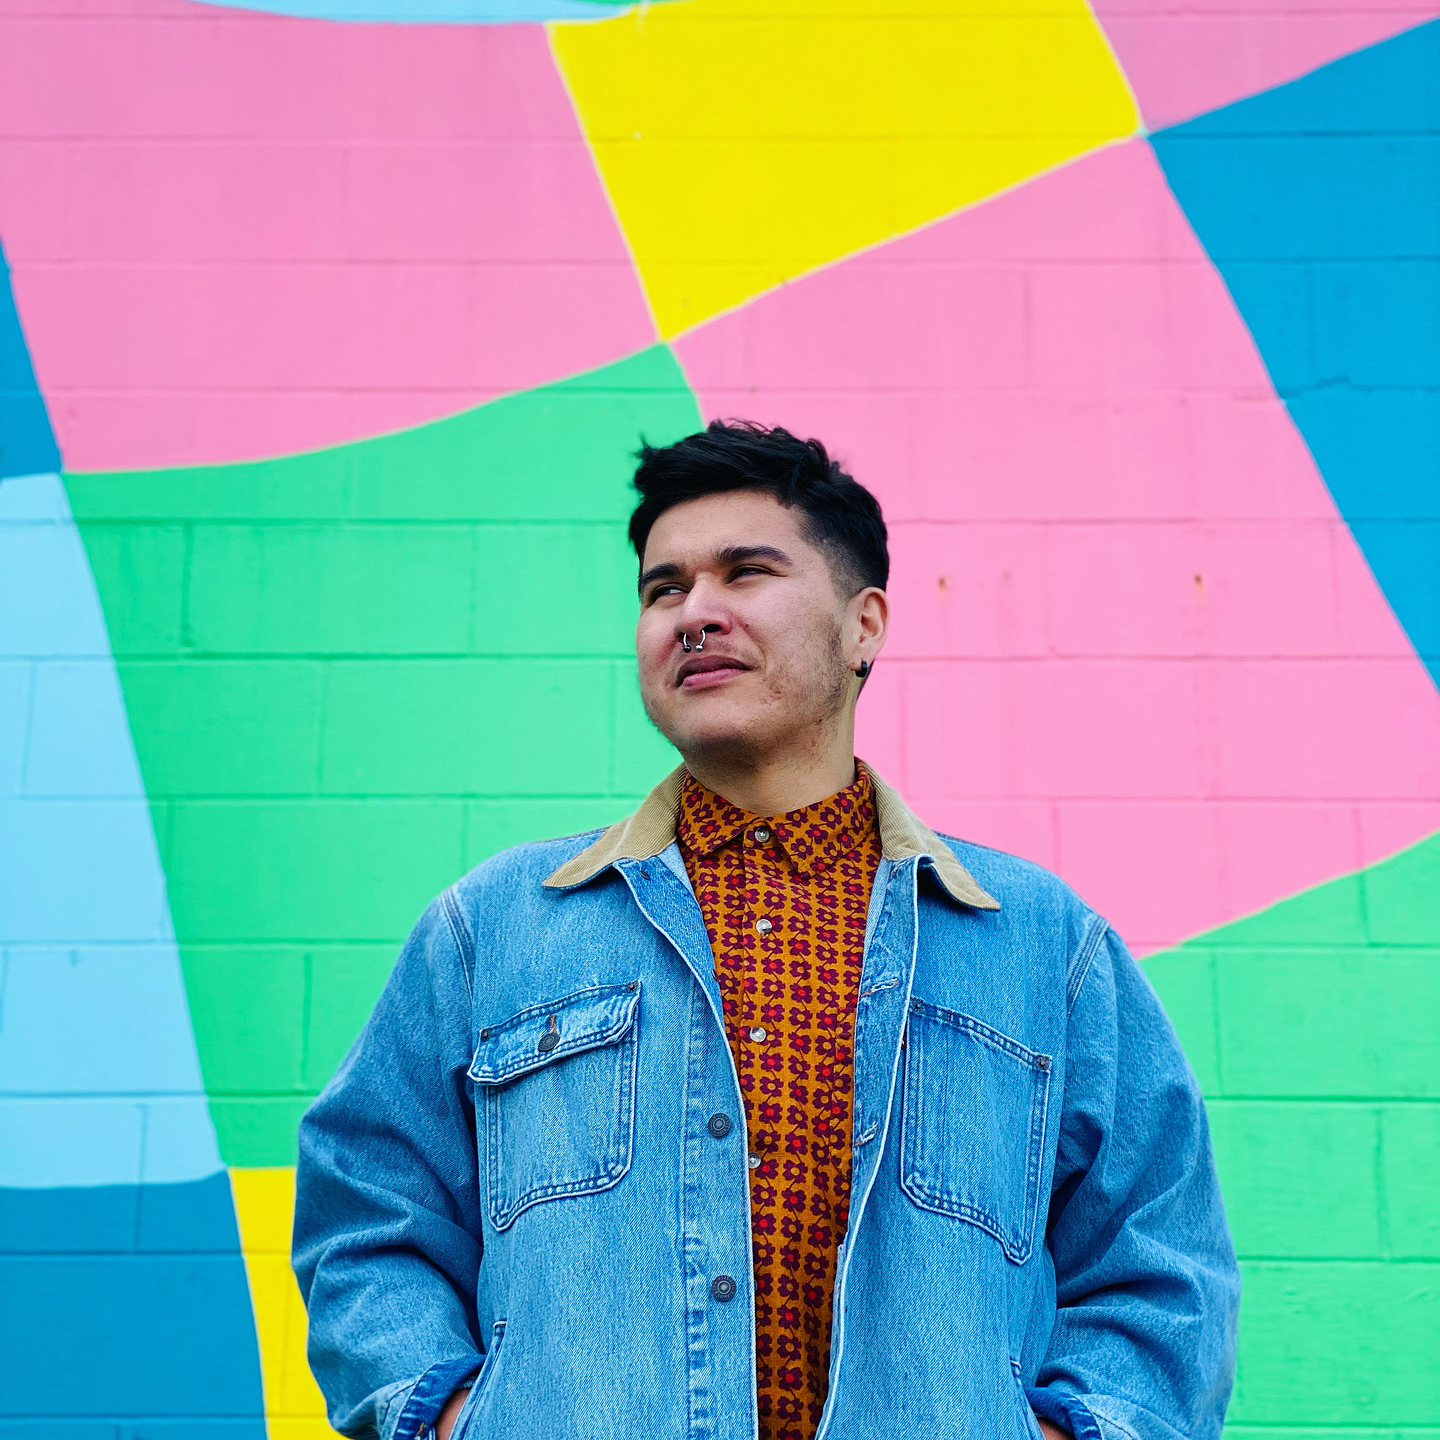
[
  {"left": 1143, "top": 831, "right": 1440, "bottom": 1433},
  {"left": 65, "top": 345, "right": 700, "bottom": 1166}
]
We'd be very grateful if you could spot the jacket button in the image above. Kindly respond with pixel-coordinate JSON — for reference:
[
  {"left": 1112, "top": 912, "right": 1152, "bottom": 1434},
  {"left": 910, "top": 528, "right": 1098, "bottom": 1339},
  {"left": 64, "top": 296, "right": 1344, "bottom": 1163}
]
[
  {"left": 707, "top": 1112, "right": 732, "bottom": 1139},
  {"left": 710, "top": 1275, "right": 737, "bottom": 1302}
]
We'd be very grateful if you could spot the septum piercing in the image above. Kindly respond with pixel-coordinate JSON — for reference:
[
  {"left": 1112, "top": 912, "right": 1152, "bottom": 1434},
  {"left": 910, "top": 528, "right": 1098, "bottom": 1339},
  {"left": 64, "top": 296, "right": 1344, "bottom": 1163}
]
[{"left": 680, "top": 630, "right": 706, "bottom": 653}]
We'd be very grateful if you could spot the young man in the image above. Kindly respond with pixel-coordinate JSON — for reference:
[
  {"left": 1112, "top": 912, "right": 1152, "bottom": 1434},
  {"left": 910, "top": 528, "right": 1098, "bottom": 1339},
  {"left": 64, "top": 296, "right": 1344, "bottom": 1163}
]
[{"left": 294, "top": 423, "right": 1239, "bottom": 1440}]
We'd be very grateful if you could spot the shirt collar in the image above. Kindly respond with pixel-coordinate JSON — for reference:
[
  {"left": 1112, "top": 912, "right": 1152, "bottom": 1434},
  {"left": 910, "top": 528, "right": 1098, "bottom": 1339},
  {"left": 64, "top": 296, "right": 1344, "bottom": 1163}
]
[
  {"left": 544, "top": 761, "right": 999, "bottom": 910},
  {"left": 675, "top": 764, "right": 877, "bottom": 874}
]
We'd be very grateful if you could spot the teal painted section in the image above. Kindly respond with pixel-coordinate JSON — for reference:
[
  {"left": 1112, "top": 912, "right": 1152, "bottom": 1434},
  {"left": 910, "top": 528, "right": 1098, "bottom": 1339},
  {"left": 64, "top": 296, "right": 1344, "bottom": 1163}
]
[
  {"left": 0, "top": 1173, "right": 264, "bottom": 1430},
  {"left": 0, "top": 241, "right": 59, "bottom": 481}
]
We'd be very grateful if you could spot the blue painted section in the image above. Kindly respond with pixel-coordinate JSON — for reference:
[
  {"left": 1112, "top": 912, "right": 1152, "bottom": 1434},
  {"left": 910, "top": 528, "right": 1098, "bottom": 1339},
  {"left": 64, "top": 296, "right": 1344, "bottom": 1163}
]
[
  {"left": 0, "top": 473, "right": 221, "bottom": 1187},
  {"left": 1151, "top": 21, "right": 1440, "bottom": 684},
  {"left": 0, "top": 1175, "right": 264, "bottom": 1428},
  {"left": 193, "top": 0, "right": 636, "bottom": 20},
  {"left": 0, "top": 241, "right": 59, "bottom": 482},
  {"left": 0, "top": 1171, "right": 241, "bottom": 1255}
]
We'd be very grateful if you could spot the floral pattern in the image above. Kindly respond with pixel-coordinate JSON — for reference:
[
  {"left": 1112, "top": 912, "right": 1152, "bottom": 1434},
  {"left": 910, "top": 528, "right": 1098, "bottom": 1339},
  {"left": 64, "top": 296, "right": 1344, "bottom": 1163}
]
[{"left": 677, "top": 764, "right": 882, "bottom": 1440}]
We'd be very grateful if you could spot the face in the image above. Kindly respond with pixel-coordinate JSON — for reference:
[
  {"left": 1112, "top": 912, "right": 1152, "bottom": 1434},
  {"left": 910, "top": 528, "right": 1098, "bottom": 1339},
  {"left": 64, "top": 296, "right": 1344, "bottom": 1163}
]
[{"left": 635, "top": 490, "right": 886, "bottom": 769}]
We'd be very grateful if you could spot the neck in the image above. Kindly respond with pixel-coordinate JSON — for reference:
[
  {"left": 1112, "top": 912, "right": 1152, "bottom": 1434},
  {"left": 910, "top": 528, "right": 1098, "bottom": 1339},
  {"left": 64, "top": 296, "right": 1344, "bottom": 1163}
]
[{"left": 681, "top": 711, "right": 858, "bottom": 817}]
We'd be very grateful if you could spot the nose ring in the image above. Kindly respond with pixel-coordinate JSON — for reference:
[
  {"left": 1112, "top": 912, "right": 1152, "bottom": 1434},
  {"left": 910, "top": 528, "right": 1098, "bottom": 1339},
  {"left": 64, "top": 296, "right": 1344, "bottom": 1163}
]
[{"left": 680, "top": 631, "right": 706, "bottom": 653}]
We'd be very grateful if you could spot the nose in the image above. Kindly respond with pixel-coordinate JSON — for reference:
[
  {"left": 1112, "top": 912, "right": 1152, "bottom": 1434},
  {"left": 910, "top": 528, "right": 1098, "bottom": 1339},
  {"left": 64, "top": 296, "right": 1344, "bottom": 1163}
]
[
  {"left": 674, "top": 580, "right": 732, "bottom": 650},
  {"left": 678, "top": 622, "right": 722, "bottom": 652}
]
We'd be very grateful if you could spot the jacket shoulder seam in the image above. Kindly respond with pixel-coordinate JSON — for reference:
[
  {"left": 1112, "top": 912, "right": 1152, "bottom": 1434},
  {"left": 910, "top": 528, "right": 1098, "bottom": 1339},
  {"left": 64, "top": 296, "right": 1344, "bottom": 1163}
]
[
  {"left": 440, "top": 885, "right": 476, "bottom": 1002},
  {"left": 1065, "top": 913, "right": 1109, "bottom": 1016}
]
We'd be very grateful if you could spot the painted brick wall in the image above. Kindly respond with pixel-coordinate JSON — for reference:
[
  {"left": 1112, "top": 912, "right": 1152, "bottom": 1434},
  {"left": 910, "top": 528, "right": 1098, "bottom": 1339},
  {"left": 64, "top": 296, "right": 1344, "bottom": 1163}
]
[{"left": 0, "top": 2, "right": 1437, "bottom": 1437}]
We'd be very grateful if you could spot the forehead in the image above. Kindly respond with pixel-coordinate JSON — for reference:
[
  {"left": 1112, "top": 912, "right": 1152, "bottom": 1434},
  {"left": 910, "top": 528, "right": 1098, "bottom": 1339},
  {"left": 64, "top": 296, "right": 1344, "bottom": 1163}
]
[{"left": 640, "top": 490, "right": 815, "bottom": 568}]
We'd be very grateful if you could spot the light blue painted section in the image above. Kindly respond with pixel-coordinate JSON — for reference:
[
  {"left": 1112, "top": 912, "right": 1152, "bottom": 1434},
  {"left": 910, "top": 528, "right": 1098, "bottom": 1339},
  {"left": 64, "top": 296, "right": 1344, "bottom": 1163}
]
[
  {"left": 0, "top": 473, "right": 220, "bottom": 1187},
  {"left": 0, "top": 799, "right": 174, "bottom": 945},
  {"left": 0, "top": 1100, "right": 146, "bottom": 1189},
  {"left": 0, "top": 664, "right": 28, "bottom": 797},
  {"left": 23, "top": 662, "right": 146, "bottom": 798},
  {"left": 0, "top": 948, "right": 207, "bottom": 1095},
  {"left": 192, "top": 0, "right": 637, "bottom": 20},
  {"left": 1152, "top": 21, "right": 1440, "bottom": 684}
]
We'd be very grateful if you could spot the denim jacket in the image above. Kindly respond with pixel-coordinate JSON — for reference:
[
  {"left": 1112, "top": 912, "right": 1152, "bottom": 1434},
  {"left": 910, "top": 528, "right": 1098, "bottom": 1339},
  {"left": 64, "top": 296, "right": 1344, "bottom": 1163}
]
[{"left": 293, "top": 766, "right": 1239, "bottom": 1440}]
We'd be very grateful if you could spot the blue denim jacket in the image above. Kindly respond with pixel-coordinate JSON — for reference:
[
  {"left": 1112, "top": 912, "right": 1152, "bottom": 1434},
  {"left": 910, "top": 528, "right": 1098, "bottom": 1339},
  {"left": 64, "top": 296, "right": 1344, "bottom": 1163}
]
[{"left": 294, "top": 766, "right": 1238, "bottom": 1440}]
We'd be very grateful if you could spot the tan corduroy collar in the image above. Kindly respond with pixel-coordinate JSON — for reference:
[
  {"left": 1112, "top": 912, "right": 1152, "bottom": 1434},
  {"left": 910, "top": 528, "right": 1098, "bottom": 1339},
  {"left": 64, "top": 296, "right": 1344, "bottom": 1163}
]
[{"left": 543, "top": 763, "right": 1000, "bottom": 910}]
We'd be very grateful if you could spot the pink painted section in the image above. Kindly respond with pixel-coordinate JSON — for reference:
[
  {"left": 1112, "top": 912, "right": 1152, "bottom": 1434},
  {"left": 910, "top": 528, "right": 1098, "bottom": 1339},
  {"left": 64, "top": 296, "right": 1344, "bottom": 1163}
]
[
  {"left": 0, "top": 0, "right": 655, "bottom": 469},
  {"left": 677, "top": 139, "right": 1440, "bottom": 953},
  {"left": 1092, "top": 0, "right": 1440, "bottom": 130}
]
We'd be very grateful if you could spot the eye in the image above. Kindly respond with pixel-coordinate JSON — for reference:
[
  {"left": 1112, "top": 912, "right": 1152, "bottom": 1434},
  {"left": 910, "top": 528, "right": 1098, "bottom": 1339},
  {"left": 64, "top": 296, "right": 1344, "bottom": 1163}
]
[
  {"left": 729, "top": 565, "right": 768, "bottom": 581},
  {"left": 645, "top": 583, "right": 685, "bottom": 605}
]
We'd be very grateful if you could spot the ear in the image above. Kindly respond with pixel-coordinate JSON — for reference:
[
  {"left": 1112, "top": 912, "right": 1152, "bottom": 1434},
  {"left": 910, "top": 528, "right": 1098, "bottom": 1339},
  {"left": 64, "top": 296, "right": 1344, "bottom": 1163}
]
[{"left": 850, "top": 585, "right": 888, "bottom": 665}]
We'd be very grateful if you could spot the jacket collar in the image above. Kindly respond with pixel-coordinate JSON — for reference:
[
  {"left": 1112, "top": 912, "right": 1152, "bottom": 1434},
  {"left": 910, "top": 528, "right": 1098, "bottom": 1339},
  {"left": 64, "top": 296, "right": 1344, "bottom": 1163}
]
[{"left": 543, "top": 763, "right": 1000, "bottom": 911}]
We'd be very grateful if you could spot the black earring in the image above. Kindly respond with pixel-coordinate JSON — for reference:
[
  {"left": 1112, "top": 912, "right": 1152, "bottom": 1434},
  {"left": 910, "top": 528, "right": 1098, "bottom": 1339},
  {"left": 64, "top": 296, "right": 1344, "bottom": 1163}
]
[{"left": 855, "top": 659, "right": 871, "bottom": 680}]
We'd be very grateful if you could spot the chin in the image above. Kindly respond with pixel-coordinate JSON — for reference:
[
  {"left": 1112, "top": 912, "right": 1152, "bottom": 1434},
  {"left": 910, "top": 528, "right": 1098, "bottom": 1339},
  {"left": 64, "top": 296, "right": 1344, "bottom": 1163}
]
[{"left": 658, "top": 707, "right": 772, "bottom": 763}]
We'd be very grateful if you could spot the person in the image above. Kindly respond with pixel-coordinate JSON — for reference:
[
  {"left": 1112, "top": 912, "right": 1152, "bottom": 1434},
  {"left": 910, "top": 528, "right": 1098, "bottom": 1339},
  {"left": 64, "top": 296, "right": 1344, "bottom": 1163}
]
[{"left": 293, "top": 422, "right": 1239, "bottom": 1440}]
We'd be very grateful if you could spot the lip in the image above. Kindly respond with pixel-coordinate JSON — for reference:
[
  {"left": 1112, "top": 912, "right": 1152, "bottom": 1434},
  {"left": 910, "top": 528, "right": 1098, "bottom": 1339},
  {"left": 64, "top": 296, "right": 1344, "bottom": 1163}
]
[{"left": 677, "top": 654, "right": 751, "bottom": 689}]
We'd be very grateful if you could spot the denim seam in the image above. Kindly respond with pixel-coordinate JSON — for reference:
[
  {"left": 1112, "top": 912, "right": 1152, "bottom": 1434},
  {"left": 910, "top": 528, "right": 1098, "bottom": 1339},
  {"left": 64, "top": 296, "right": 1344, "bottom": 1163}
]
[
  {"left": 440, "top": 885, "right": 476, "bottom": 1001},
  {"left": 1065, "top": 912, "right": 1109, "bottom": 1016},
  {"left": 899, "top": 1000, "right": 1050, "bottom": 1263},
  {"left": 1025, "top": 1387, "right": 1106, "bottom": 1440},
  {"left": 468, "top": 986, "right": 640, "bottom": 1083}
]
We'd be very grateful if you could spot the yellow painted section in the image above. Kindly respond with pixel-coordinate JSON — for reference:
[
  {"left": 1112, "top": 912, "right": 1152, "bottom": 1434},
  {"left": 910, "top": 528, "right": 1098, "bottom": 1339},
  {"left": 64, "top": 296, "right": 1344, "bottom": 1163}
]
[
  {"left": 550, "top": 0, "right": 1140, "bottom": 336},
  {"left": 230, "top": 1167, "right": 338, "bottom": 1437}
]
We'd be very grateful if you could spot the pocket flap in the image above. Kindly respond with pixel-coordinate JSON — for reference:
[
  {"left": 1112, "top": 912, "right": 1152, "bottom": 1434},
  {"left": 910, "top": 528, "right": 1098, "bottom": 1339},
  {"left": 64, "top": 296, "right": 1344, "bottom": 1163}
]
[{"left": 469, "top": 981, "right": 640, "bottom": 1086}]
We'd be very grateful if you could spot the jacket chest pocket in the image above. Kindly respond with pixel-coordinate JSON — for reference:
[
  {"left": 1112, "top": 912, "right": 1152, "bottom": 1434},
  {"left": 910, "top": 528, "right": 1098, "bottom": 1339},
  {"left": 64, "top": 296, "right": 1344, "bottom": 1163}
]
[
  {"left": 469, "top": 981, "right": 641, "bottom": 1232},
  {"left": 899, "top": 997, "right": 1052, "bottom": 1264}
]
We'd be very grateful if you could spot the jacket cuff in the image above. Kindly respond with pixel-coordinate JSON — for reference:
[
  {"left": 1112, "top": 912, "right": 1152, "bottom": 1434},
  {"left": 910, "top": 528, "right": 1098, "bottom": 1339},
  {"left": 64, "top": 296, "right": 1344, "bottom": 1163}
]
[
  {"left": 1026, "top": 1387, "right": 1105, "bottom": 1440},
  {"left": 389, "top": 1355, "right": 484, "bottom": 1440}
]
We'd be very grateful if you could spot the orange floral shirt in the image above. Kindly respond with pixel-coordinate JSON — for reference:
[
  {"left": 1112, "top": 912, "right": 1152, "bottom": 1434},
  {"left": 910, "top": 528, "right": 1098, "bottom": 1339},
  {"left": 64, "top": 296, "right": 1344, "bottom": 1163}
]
[{"left": 677, "top": 765, "right": 883, "bottom": 1440}]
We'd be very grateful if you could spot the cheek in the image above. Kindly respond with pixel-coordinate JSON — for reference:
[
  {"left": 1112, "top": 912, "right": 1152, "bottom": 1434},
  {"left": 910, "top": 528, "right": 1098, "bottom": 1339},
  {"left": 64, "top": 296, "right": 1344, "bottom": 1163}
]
[{"left": 635, "top": 616, "right": 672, "bottom": 678}]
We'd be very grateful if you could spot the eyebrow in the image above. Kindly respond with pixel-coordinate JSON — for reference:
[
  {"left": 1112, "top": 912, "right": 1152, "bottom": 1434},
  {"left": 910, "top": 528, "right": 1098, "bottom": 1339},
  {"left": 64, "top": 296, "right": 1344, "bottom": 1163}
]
[{"left": 638, "top": 544, "right": 795, "bottom": 595}]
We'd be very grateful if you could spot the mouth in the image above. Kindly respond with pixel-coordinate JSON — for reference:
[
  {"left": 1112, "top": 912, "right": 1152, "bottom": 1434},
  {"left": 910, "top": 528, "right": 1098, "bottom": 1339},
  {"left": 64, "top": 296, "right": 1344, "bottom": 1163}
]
[{"left": 676, "top": 654, "right": 752, "bottom": 689}]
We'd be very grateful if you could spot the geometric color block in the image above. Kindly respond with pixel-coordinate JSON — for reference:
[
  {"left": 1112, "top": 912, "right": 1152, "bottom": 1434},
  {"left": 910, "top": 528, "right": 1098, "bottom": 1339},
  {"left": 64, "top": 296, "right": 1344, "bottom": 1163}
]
[
  {"left": 65, "top": 344, "right": 696, "bottom": 1166},
  {"left": 0, "top": 1175, "right": 264, "bottom": 1430},
  {"left": 1153, "top": 22, "right": 1440, "bottom": 684},
  {"left": 0, "top": 240, "right": 58, "bottom": 481},
  {"left": 677, "top": 137, "right": 1440, "bottom": 953},
  {"left": 551, "top": 0, "right": 1139, "bottom": 336},
  {"left": 1144, "top": 829, "right": 1440, "bottom": 1428},
  {"left": 1092, "top": 0, "right": 1440, "bottom": 131},
  {"left": 195, "top": 0, "right": 639, "bottom": 17},
  {"left": 231, "top": 1168, "right": 330, "bottom": 1434},
  {"left": 0, "top": 0, "right": 655, "bottom": 469},
  {"left": 0, "top": 472, "right": 220, "bottom": 1187}
]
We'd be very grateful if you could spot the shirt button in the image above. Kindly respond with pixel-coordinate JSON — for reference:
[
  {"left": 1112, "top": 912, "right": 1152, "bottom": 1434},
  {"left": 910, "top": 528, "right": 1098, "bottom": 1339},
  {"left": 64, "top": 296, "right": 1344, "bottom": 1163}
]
[
  {"left": 753, "top": 827, "right": 771, "bottom": 843},
  {"left": 749, "top": 1026, "right": 767, "bottom": 1042},
  {"left": 710, "top": 1275, "right": 738, "bottom": 1302},
  {"left": 748, "top": 1153, "right": 761, "bottom": 1170},
  {"left": 707, "top": 1112, "right": 732, "bottom": 1139},
  {"left": 755, "top": 917, "right": 773, "bottom": 934}
]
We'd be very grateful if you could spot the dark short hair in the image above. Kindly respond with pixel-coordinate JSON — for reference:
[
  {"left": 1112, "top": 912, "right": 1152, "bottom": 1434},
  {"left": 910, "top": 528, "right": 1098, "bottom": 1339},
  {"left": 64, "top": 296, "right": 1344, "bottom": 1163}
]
[{"left": 628, "top": 421, "right": 889, "bottom": 596}]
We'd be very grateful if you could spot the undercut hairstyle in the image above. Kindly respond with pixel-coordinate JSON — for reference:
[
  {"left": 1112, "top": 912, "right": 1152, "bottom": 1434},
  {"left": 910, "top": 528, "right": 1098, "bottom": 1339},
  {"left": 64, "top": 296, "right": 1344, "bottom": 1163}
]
[{"left": 628, "top": 421, "right": 889, "bottom": 597}]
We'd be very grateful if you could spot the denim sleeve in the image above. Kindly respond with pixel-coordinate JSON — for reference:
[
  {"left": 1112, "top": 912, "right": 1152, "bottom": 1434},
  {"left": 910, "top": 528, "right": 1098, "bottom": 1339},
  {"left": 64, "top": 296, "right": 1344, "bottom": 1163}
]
[
  {"left": 1027, "top": 925, "right": 1240, "bottom": 1440},
  {"left": 292, "top": 895, "right": 487, "bottom": 1440}
]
